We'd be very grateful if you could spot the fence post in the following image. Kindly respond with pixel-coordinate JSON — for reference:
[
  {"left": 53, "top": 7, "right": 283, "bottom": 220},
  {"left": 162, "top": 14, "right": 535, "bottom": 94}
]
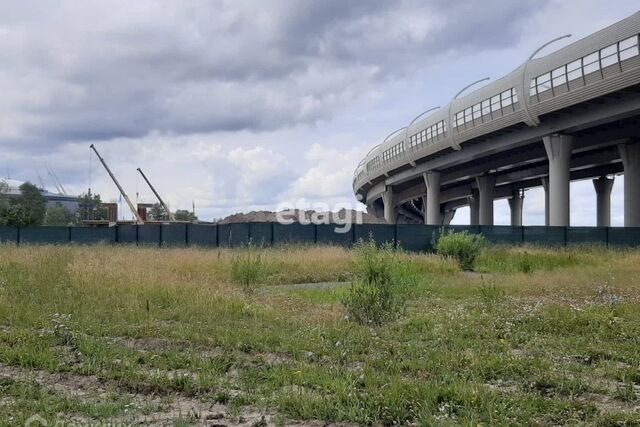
[
  {"left": 268, "top": 222, "right": 273, "bottom": 246},
  {"left": 185, "top": 223, "right": 189, "bottom": 247},
  {"left": 394, "top": 223, "right": 398, "bottom": 249},
  {"left": 16, "top": 226, "right": 20, "bottom": 246},
  {"left": 314, "top": 224, "right": 318, "bottom": 244},
  {"left": 158, "top": 224, "right": 163, "bottom": 248},
  {"left": 215, "top": 223, "right": 219, "bottom": 247},
  {"left": 351, "top": 223, "right": 356, "bottom": 246},
  {"left": 136, "top": 224, "right": 139, "bottom": 246}
]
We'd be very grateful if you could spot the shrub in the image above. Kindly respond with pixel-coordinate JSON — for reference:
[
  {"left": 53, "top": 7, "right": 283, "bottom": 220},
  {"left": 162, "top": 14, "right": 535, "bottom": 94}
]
[
  {"left": 435, "top": 230, "right": 485, "bottom": 271},
  {"left": 342, "top": 239, "right": 408, "bottom": 325},
  {"left": 230, "top": 244, "right": 265, "bottom": 293}
]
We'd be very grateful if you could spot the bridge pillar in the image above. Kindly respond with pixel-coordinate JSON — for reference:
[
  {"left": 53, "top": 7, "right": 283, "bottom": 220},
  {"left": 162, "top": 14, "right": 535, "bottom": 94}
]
[
  {"left": 467, "top": 189, "right": 479, "bottom": 226},
  {"left": 619, "top": 141, "right": 640, "bottom": 227},
  {"left": 541, "top": 177, "right": 550, "bottom": 226},
  {"left": 442, "top": 209, "right": 456, "bottom": 226},
  {"left": 367, "top": 201, "right": 383, "bottom": 219},
  {"left": 421, "top": 195, "right": 428, "bottom": 224},
  {"left": 475, "top": 175, "right": 495, "bottom": 226},
  {"left": 423, "top": 171, "right": 441, "bottom": 225},
  {"left": 543, "top": 134, "right": 573, "bottom": 227},
  {"left": 382, "top": 186, "right": 397, "bottom": 224},
  {"left": 508, "top": 190, "right": 524, "bottom": 226},
  {"left": 592, "top": 176, "right": 614, "bottom": 227}
]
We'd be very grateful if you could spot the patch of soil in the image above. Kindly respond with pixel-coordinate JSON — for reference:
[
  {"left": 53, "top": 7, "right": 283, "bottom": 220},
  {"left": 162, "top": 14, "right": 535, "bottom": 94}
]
[
  {"left": 580, "top": 392, "right": 640, "bottom": 414},
  {"left": 0, "top": 363, "right": 360, "bottom": 426},
  {"left": 108, "top": 336, "right": 189, "bottom": 352},
  {"left": 0, "top": 363, "right": 264, "bottom": 425}
]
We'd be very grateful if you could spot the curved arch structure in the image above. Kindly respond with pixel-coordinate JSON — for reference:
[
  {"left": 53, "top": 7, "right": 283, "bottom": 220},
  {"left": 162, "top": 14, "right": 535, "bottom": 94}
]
[{"left": 355, "top": 11, "right": 640, "bottom": 227}]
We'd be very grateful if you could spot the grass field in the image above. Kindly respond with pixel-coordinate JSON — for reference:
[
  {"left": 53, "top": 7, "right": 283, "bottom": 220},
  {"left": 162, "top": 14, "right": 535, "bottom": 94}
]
[{"left": 0, "top": 243, "right": 639, "bottom": 426}]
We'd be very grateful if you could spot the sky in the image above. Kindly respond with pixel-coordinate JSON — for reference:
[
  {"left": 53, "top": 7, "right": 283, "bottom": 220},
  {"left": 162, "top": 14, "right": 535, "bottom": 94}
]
[{"left": 0, "top": 1, "right": 637, "bottom": 224}]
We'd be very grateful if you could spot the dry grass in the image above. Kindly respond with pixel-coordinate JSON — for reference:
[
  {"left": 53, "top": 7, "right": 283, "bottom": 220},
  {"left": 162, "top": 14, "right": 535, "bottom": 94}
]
[{"left": 0, "top": 243, "right": 639, "bottom": 425}]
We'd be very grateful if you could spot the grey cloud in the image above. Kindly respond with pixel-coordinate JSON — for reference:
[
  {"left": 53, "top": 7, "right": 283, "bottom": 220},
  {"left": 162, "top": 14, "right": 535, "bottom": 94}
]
[{"left": 0, "top": 0, "right": 548, "bottom": 145}]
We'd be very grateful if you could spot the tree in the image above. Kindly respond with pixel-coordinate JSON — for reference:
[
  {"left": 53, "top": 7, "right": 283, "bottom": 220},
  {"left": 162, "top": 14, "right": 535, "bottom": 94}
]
[
  {"left": 148, "top": 203, "right": 168, "bottom": 221},
  {"left": 44, "top": 203, "right": 74, "bottom": 226},
  {"left": 15, "top": 182, "right": 47, "bottom": 226},
  {"left": 174, "top": 209, "right": 197, "bottom": 222},
  {"left": 0, "top": 180, "right": 8, "bottom": 226},
  {"left": 77, "top": 189, "right": 107, "bottom": 221},
  {"left": 2, "top": 204, "right": 29, "bottom": 226}
]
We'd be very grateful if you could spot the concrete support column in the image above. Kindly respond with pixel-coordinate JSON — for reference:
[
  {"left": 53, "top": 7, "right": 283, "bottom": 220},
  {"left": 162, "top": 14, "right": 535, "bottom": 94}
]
[
  {"left": 541, "top": 177, "right": 550, "bottom": 226},
  {"left": 592, "top": 176, "right": 614, "bottom": 227},
  {"left": 619, "top": 141, "right": 640, "bottom": 227},
  {"left": 475, "top": 175, "right": 495, "bottom": 226},
  {"left": 382, "top": 186, "right": 397, "bottom": 224},
  {"left": 543, "top": 134, "right": 573, "bottom": 226},
  {"left": 442, "top": 209, "right": 456, "bottom": 226},
  {"left": 367, "top": 202, "right": 383, "bottom": 219},
  {"left": 508, "top": 191, "right": 524, "bottom": 226},
  {"left": 467, "top": 189, "right": 479, "bottom": 226},
  {"left": 423, "top": 171, "right": 441, "bottom": 225},
  {"left": 421, "top": 195, "right": 428, "bottom": 224}
]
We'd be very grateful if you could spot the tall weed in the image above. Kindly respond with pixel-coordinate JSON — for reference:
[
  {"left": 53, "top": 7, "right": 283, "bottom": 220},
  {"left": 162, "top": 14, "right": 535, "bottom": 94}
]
[{"left": 342, "top": 239, "right": 412, "bottom": 325}]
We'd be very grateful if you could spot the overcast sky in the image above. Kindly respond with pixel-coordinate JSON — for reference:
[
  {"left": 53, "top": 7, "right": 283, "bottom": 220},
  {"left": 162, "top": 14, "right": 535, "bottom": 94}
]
[{"left": 0, "top": 1, "right": 637, "bottom": 224}]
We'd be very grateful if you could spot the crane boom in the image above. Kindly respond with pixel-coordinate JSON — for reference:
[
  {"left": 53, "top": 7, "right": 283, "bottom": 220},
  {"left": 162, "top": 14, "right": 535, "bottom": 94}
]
[
  {"left": 89, "top": 144, "right": 144, "bottom": 224},
  {"left": 137, "top": 168, "right": 175, "bottom": 221},
  {"left": 46, "top": 169, "right": 63, "bottom": 194},
  {"left": 47, "top": 165, "right": 68, "bottom": 195}
]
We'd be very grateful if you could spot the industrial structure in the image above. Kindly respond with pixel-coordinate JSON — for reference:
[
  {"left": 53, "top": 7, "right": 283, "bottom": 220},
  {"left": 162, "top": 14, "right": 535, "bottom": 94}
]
[
  {"left": 353, "top": 11, "right": 640, "bottom": 227},
  {"left": 1, "top": 178, "right": 81, "bottom": 213}
]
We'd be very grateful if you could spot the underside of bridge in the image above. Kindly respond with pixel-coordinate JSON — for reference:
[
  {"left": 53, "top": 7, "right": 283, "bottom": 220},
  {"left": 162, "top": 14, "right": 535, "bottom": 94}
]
[{"left": 363, "top": 83, "right": 640, "bottom": 226}]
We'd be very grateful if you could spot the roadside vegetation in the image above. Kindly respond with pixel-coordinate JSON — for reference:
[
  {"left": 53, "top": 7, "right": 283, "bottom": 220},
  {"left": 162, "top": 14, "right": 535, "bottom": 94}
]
[{"left": 0, "top": 241, "right": 639, "bottom": 425}]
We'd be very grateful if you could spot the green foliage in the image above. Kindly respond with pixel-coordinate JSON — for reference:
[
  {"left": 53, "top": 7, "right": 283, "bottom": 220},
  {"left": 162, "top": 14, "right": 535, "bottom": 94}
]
[
  {"left": 77, "top": 189, "right": 107, "bottom": 221},
  {"left": 435, "top": 230, "right": 485, "bottom": 271},
  {"left": 174, "top": 209, "right": 197, "bottom": 222},
  {"left": 0, "top": 182, "right": 47, "bottom": 226},
  {"left": 230, "top": 245, "right": 265, "bottom": 293},
  {"left": 148, "top": 203, "right": 168, "bottom": 221},
  {"left": 342, "top": 239, "right": 410, "bottom": 325},
  {"left": 44, "top": 203, "right": 74, "bottom": 226},
  {"left": 0, "top": 204, "right": 28, "bottom": 226},
  {"left": 17, "top": 182, "right": 47, "bottom": 225}
]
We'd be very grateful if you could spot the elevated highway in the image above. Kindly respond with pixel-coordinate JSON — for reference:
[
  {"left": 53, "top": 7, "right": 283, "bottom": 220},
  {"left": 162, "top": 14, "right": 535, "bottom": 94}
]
[{"left": 353, "top": 11, "right": 640, "bottom": 227}]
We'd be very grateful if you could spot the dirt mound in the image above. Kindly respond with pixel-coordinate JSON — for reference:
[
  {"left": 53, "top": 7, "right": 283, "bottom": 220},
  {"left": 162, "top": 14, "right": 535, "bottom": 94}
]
[{"left": 217, "top": 208, "right": 386, "bottom": 224}]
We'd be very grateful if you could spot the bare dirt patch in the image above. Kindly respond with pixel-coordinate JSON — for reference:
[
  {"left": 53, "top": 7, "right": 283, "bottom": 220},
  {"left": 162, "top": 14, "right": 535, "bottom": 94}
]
[{"left": 0, "top": 363, "right": 271, "bottom": 426}]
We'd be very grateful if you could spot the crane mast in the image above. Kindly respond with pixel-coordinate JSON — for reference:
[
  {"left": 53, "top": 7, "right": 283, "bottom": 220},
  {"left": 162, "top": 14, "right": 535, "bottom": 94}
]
[
  {"left": 137, "top": 168, "right": 175, "bottom": 221},
  {"left": 89, "top": 144, "right": 144, "bottom": 224}
]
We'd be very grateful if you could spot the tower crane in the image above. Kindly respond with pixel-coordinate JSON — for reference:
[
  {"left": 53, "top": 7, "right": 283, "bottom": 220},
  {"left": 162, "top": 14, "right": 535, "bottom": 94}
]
[
  {"left": 89, "top": 144, "right": 144, "bottom": 224},
  {"left": 137, "top": 168, "right": 175, "bottom": 221}
]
